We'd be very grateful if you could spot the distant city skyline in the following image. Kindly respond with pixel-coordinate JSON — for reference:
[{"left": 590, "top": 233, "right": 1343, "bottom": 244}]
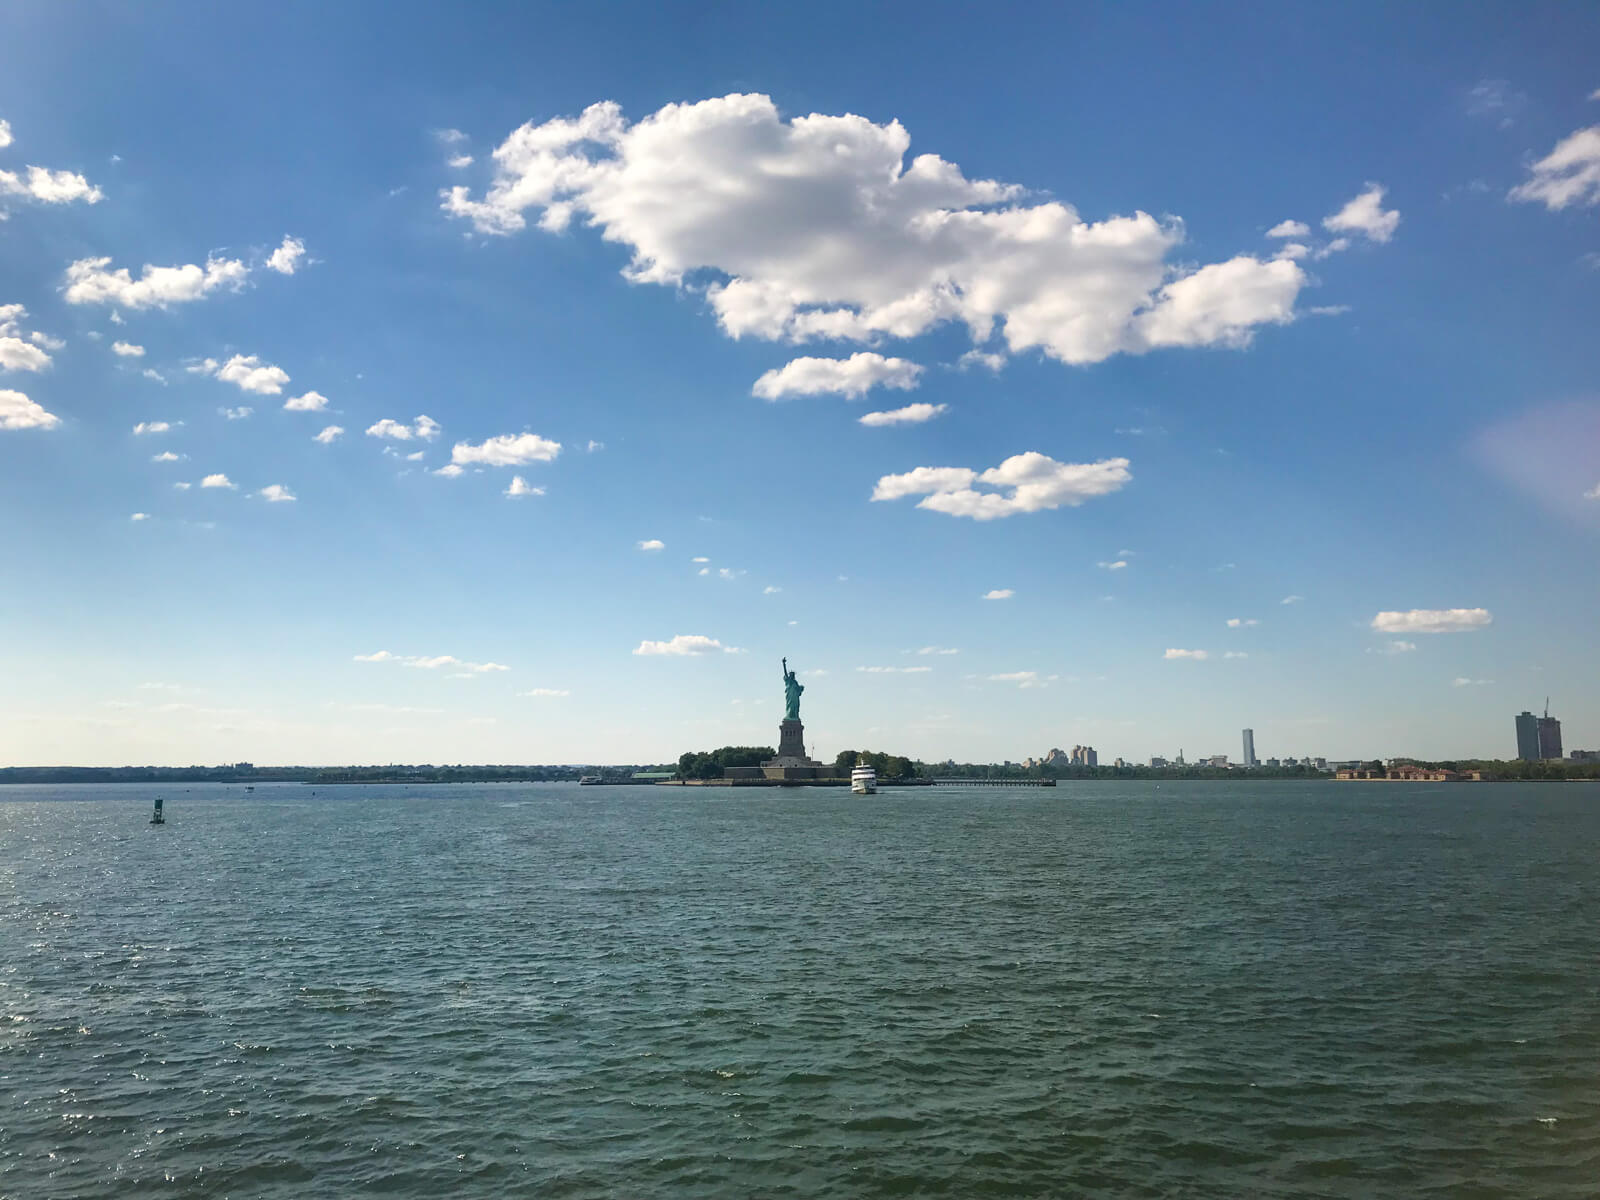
[{"left": 1, "top": 6, "right": 1597, "bottom": 766}]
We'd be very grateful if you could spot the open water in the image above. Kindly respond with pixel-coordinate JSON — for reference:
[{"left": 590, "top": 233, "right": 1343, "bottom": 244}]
[{"left": 2, "top": 781, "right": 1597, "bottom": 1198}]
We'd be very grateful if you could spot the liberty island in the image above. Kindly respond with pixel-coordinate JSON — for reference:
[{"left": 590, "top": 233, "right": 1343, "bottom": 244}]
[{"left": 719, "top": 657, "right": 846, "bottom": 783}]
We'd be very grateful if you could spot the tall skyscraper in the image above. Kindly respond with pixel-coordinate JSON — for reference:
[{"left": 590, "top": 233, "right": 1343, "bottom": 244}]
[
  {"left": 1538, "top": 704, "right": 1563, "bottom": 760},
  {"left": 1516, "top": 711, "right": 1540, "bottom": 760},
  {"left": 1242, "top": 728, "right": 1257, "bottom": 767}
]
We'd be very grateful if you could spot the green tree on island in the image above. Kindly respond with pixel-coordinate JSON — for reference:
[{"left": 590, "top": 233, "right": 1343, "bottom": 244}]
[
  {"left": 835, "top": 750, "right": 917, "bottom": 779},
  {"left": 676, "top": 746, "right": 776, "bottom": 780}
]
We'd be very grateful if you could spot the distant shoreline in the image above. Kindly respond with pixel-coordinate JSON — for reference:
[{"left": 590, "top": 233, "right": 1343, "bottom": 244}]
[{"left": 3, "top": 765, "right": 1594, "bottom": 786}]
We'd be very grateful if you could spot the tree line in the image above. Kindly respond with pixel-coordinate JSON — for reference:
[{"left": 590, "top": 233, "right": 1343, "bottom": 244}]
[
  {"left": 834, "top": 750, "right": 919, "bottom": 779},
  {"left": 676, "top": 746, "right": 775, "bottom": 780}
]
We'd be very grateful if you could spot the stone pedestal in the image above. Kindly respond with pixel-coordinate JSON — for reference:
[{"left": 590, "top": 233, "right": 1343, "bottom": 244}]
[
  {"left": 775, "top": 719, "right": 808, "bottom": 762},
  {"left": 754, "top": 717, "right": 844, "bottom": 782},
  {"left": 764, "top": 719, "right": 816, "bottom": 769}
]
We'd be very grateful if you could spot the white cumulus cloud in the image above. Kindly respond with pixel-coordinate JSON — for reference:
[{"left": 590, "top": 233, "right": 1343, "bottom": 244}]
[
  {"left": 983, "top": 589, "right": 1013, "bottom": 600},
  {"left": 201, "top": 473, "right": 235, "bottom": 489},
  {"left": 63, "top": 254, "right": 247, "bottom": 309},
  {"left": 752, "top": 352, "right": 923, "bottom": 400},
  {"left": 857, "top": 666, "right": 932, "bottom": 674},
  {"left": 1370, "top": 608, "right": 1492, "bottom": 635},
  {"left": 130, "top": 512, "right": 148, "bottom": 521},
  {"left": 1323, "top": 184, "right": 1401, "bottom": 244},
  {"left": 314, "top": 425, "right": 344, "bottom": 443},
  {"left": 1098, "top": 560, "right": 1128, "bottom": 571},
  {"left": 111, "top": 340, "right": 144, "bottom": 357},
  {"left": 284, "top": 390, "right": 328, "bottom": 411},
  {"left": 265, "top": 236, "right": 307, "bottom": 275},
  {"left": 258, "top": 484, "right": 295, "bottom": 502},
  {"left": 0, "top": 304, "right": 54, "bottom": 371},
  {"left": 634, "top": 634, "right": 738, "bottom": 656},
  {"left": 859, "top": 402, "right": 947, "bottom": 427},
  {"left": 1266, "top": 219, "right": 1311, "bottom": 238},
  {"left": 1281, "top": 595, "right": 1304, "bottom": 605},
  {"left": 505, "top": 475, "right": 544, "bottom": 497},
  {"left": 214, "top": 354, "right": 289, "bottom": 395},
  {"left": 367, "top": 415, "right": 441, "bottom": 441},
  {"left": 1133, "top": 256, "right": 1301, "bottom": 349},
  {"left": 1164, "top": 648, "right": 1208, "bottom": 660},
  {"left": 132, "top": 421, "right": 170, "bottom": 435},
  {"left": 1226, "top": 617, "right": 1258, "bottom": 627},
  {"left": 0, "top": 162, "right": 102, "bottom": 207},
  {"left": 0, "top": 388, "right": 60, "bottom": 430},
  {"left": 1509, "top": 124, "right": 1600, "bottom": 210},
  {"left": 637, "top": 539, "right": 665, "bottom": 551},
  {"left": 872, "top": 451, "right": 1130, "bottom": 520},
  {"left": 219, "top": 406, "right": 252, "bottom": 420},
  {"left": 521, "top": 688, "right": 570, "bottom": 697},
  {"left": 151, "top": 451, "right": 183, "bottom": 462},
  {"left": 449, "top": 431, "right": 560, "bottom": 467},
  {"left": 957, "top": 349, "right": 1007, "bottom": 372},
  {"left": 441, "top": 94, "right": 1310, "bottom": 366},
  {"left": 916, "top": 646, "right": 959, "bottom": 655},
  {"left": 1380, "top": 640, "right": 1417, "bottom": 655}
]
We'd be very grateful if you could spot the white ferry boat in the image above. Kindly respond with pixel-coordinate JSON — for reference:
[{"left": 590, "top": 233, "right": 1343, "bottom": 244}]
[{"left": 851, "top": 764, "right": 877, "bottom": 794}]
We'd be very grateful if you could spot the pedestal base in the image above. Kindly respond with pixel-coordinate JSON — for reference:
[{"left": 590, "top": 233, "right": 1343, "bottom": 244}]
[
  {"left": 723, "top": 717, "right": 843, "bottom": 781},
  {"left": 775, "top": 718, "right": 808, "bottom": 761}
]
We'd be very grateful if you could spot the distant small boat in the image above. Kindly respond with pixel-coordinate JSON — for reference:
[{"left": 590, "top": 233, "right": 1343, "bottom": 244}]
[
  {"left": 579, "top": 775, "right": 603, "bottom": 786},
  {"left": 851, "top": 764, "right": 878, "bottom": 795},
  {"left": 150, "top": 796, "right": 165, "bottom": 825},
  {"left": 245, "top": 785, "right": 254, "bottom": 792}
]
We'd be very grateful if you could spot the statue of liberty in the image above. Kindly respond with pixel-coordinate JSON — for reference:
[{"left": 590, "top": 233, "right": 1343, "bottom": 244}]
[{"left": 781, "top": 657, "right": 804, "bottom": 721}]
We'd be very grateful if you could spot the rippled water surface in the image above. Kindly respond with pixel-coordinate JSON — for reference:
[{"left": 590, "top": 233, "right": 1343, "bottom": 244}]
[{"left": 3, "top": 781, "right": 1598, "bottom": 1197}]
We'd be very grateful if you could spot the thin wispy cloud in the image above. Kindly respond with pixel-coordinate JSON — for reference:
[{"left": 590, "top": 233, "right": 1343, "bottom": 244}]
[
  {"left": 1370, "top": 608, "right": 1491, "bottom": 635},
  {"left": 859, "top": 402, "right": 947, "bottom": 427},
  {"left": 354, "top": 650, "right": 509, "bottom": 672}
]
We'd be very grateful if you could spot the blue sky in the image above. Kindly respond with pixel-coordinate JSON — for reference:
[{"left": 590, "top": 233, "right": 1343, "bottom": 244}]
[{"left": 2, "top": 2, "right": 1597, "bottom": 767}]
